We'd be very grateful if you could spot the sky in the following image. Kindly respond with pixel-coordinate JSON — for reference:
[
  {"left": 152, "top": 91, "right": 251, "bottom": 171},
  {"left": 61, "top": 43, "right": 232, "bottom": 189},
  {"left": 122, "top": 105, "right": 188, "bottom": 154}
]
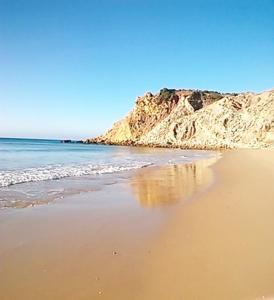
[{"left": 0, "top": 0, "right": 273, "bottom": 139}]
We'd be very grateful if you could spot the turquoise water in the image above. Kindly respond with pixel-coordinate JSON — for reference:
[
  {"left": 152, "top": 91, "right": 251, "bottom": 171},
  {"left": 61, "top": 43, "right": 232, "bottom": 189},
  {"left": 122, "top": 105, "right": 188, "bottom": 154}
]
[
  {"left": 0, "top": 138, "right": 148, "bottom": 171},
  {"left": 0, "top": 138, "right": 211, "bottom": 188}
]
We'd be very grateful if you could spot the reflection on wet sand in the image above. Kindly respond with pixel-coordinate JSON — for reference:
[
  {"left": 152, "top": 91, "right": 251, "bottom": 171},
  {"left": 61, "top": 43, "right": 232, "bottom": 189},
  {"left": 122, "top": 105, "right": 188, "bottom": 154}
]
[
  {"left": 141, "top": 150, "right": 274, "bottom": 300},
  {"left": 131, "top": 156, "right": 218, "bottom": 207}
]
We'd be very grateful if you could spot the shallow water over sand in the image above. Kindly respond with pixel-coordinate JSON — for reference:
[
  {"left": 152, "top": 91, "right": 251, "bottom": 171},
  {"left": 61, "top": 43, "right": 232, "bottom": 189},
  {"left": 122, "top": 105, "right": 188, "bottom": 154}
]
[
  {"left": 0, "top": 138, "right": 213, "bottom": 189},
  {"left": 0, "top": 138, "right": 216, "bottom": 208}
]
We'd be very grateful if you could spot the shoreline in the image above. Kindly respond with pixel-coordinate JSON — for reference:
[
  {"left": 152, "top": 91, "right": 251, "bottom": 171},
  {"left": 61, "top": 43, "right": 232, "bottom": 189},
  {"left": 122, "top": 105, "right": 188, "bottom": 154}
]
[
  {"left": 84, "top": 140, "right": 234, "bottom": 150},
  {"left": 0, "top": 149, "right": 218, "bottom": 209},
  {"left": 1, "top": 150, "right": 274, "bottom": 299},
  {"left": 0, "top": 153, "right": 217, "bottom": 300}
]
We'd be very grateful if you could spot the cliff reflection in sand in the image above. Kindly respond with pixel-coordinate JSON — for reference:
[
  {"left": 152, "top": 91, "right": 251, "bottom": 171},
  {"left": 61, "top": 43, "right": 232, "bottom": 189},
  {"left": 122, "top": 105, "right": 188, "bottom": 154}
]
[{"left": 130, "top": 156, "right": 218, "bottom": 208}]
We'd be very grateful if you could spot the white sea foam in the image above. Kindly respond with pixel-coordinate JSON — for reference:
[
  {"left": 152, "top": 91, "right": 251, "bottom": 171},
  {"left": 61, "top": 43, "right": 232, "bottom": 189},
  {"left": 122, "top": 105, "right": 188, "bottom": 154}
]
[{"left": 0, "top": 162, "right": 153, "bottom": 187}]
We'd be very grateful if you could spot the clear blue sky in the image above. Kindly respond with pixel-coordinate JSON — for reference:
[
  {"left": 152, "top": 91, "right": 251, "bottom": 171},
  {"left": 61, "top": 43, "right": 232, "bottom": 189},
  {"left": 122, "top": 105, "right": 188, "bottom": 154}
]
[{"left": 1, "top": 0, "right": 273, "bottom": 139}]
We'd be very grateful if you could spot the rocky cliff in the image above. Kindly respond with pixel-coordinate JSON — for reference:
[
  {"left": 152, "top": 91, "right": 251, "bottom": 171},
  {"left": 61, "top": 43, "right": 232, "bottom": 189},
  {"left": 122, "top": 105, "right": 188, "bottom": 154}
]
[{"left": 86, "top": 88, "right": 274, "bottom": 149}]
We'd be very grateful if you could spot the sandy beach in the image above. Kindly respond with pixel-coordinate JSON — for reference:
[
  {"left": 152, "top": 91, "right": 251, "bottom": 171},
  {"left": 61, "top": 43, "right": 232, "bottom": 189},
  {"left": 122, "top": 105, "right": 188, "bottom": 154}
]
[
  {"left": 1, "top": 150, "right": 274, "bottom": 300},
  {"left": 2, "top": 1, "right": 273, "bottom": 299}
]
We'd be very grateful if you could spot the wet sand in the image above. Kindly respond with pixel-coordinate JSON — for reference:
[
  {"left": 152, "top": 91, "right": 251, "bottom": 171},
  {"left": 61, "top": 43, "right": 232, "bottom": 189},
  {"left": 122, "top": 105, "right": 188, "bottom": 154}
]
[
  {"left": 142, "top": 150, "right": 274, "bottom": 300},
  {"left": 0, "top": 150, "right": 274, "bottom": 300}
]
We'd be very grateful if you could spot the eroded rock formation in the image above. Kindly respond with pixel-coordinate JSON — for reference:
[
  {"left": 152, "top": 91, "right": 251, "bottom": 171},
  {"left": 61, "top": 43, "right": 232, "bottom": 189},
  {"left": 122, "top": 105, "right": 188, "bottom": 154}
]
[{"left": 86, "top": 88, "right": 274, "bottom": 149}]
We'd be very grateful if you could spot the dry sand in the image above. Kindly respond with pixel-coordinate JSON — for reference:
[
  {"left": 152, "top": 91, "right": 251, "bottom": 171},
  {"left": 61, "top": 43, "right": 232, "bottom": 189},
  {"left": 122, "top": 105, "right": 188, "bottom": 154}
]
[{"left": 0, "top": 150, "right": 274, "bottom": 300}]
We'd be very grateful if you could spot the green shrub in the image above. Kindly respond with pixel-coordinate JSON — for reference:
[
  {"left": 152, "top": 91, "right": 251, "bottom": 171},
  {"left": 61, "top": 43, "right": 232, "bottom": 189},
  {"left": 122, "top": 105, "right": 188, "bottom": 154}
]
[{"left": 156, "top": 88, "right": 176, "bottom": 103}]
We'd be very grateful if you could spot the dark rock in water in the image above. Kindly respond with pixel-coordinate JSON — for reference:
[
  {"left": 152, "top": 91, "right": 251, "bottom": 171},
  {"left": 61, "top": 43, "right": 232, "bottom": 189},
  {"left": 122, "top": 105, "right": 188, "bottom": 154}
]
[
  {"left": 61, "top": 140, "right": 72, "bottom": 143},
  {"left": 60, "top": 140, "right": 83, "bottom": 144}
]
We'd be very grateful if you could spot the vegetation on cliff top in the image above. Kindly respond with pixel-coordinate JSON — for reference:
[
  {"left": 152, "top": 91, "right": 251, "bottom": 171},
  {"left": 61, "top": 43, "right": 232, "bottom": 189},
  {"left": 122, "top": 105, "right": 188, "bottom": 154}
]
[{"left": 155, "top": 88, "right": 177, "bottom": 104}]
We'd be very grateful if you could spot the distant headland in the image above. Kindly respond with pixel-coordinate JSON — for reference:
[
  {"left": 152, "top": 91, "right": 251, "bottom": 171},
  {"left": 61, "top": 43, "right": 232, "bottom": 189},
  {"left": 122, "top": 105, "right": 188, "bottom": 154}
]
[{"left": 84, "top": 88, "right": 274, "bottom": 149}]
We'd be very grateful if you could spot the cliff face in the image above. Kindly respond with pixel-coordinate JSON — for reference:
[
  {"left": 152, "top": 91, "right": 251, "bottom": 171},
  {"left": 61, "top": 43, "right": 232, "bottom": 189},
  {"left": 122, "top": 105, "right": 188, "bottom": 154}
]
[{"left": 86, "top": 88, "right": 274, "bottom": 149}]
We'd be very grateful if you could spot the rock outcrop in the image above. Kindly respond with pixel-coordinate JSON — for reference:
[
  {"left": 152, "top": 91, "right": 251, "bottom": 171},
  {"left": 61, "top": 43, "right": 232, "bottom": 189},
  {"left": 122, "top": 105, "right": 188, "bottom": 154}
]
[{"left": 86, "top": 88, "right": 274, "bottom": 149}]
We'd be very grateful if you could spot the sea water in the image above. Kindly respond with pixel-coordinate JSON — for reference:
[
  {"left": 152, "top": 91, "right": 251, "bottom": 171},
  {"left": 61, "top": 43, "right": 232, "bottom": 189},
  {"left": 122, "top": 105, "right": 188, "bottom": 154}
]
[
  {"left": 0, "top": 138, "right": 215, "bottom": 208},
  {"left": 0, "top": 138, "right": 215, "bottom": 187}
]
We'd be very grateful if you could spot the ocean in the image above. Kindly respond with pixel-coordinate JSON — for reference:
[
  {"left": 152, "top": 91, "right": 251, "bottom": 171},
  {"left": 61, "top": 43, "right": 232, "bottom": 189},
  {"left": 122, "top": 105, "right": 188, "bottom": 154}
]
[{"left": 0, "top": 137, "right": 216, "bottom": 208}]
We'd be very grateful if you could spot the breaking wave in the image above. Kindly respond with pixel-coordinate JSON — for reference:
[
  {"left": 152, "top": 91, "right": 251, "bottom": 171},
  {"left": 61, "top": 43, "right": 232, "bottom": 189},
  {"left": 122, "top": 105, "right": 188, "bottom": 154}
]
[{"left": 0, "top": 162, "right": 153, "bottom": 187}]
